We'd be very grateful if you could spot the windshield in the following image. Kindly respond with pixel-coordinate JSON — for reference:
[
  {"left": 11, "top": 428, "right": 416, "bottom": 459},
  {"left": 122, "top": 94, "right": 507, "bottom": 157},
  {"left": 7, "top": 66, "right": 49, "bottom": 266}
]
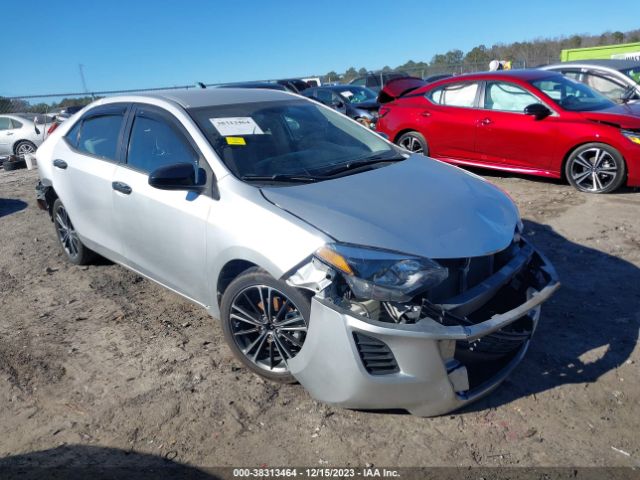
[
  {"left": 621, "top": 67, "right": 640, "bottom": 84},
  {"left": 189, "top": 99, "right": 395, "bottom": 181},
  {"left": 531, "top": 75, "right": 615, "bottom": 111},
  {"left": 335, "top": 87, "right": 377, "bottom": 104}
]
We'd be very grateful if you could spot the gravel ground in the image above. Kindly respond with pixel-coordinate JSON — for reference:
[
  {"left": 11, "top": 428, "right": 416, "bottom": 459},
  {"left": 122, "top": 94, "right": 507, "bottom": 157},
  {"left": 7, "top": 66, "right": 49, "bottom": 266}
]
[{"left": 0, "top": 167, "right": 639, "bottom": 471}]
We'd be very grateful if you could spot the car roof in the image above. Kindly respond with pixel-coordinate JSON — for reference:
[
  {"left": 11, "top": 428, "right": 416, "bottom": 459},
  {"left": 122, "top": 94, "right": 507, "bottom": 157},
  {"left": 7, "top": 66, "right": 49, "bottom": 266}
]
[
  {"left": 443, "top": 69, "right": 562, "bottom": 82},
  {"left": 545, "top": 59, "right": 640, "bottom": 71},
  {"left": 133, "top": 87, "right": 298, "bottom": 109}
]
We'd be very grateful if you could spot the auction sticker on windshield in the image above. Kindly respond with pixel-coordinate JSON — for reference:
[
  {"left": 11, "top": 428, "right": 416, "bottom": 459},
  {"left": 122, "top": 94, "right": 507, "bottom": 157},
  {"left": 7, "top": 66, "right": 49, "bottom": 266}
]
[{"left": 210, "top": 117, "right": 264, "bottom": 136}]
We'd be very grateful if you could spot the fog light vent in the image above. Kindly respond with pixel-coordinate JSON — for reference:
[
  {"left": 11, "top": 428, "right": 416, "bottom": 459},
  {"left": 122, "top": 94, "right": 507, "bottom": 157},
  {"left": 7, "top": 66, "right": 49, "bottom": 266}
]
[{"left": 353, "top": 332, "right": 399, "bottom": 375}]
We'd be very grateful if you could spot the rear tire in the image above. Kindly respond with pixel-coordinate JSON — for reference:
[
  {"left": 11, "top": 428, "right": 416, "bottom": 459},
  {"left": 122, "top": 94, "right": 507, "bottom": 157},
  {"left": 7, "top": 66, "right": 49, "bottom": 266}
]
[
  {"left": 14, "top": 140, "right": 37, "bottom": 158},
  {"left": 52, "top": 199, "right": 96, "bottom": 265},
  {"left": 220, "top": 268, "right": 311, "bottom": 383},
  {"left": 396, "top": 131, "right": 429, "bottom": 156},
  {"left": 565, "top": 143, "right": 626, "bottom": 193}
]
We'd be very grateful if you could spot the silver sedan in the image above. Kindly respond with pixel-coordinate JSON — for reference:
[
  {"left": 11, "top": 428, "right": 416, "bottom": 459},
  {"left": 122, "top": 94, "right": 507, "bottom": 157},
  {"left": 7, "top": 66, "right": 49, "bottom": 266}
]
[
  {"left": 0, "top": 114, "right": 51, "bottom": 157},
  {"left": 35, "top": 88, "right": 559, "bottom": 416}
]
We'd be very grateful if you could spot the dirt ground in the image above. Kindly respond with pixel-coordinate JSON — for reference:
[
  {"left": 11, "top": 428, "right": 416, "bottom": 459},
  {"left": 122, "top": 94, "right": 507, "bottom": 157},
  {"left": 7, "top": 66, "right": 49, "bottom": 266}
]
[{"left": 0, "top": 167, "right": 639, "bottom": 471}]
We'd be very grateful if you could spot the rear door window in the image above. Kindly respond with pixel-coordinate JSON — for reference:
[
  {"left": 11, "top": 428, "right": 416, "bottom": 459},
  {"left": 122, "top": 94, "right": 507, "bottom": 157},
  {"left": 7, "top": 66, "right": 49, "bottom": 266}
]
[
  {"left": 126, "top": 109, "right": 199, "bottom": 174},
  {"left": 0, "top": 117, "right": 11, "bottom": 130},
  {"left": 582, "top": 72, "right": 627, "bottom": 101},
  {"left": 429, "top": 82, "right": 479, "bottom": 108},
  {"left": 76, "top": 115, "right": 124, "bottom": 161}
]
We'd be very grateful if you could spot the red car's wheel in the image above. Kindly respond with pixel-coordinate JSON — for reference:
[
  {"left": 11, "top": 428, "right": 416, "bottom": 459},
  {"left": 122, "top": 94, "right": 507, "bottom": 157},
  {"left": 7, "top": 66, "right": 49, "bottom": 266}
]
[
  {"left": 565, "top": 143, "right": 626, "bottom": 194},
  {"left": 397, "top": 131, "right": 429, "bottom": 156}
]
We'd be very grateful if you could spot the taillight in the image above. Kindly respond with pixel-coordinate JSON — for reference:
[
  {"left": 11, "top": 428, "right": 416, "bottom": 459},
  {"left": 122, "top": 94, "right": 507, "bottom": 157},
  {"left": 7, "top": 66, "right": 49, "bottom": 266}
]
[{"left": 47, "top": 123, "right": 59, "bottom": 134}]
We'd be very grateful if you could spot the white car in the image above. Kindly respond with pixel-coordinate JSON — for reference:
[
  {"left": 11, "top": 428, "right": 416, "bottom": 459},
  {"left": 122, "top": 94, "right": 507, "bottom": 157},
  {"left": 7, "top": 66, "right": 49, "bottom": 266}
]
[
  {"left": 35, "top": 88, "right": 559, "bottom": 416},
  {"left": 0, "top": 114, "right": 52, "bottom": 157}
]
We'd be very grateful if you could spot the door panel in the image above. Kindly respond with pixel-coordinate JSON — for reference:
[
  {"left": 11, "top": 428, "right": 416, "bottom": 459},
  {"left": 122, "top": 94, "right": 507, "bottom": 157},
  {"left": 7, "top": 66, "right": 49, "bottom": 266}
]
[
  {"left": 475, "top": 82, "right": 557, "bottom": 169},
  {"left": 419, "top": 82, "right": 481, "bottom": 159},
  {"left": 51, "top": 142, "right": 122, "bottom": 257},
  {"left": 112, "top": 105, "right": 211, "bottom": 304},
  {"left": 0, "top": 117, "right": 16, "bottom": 155},
  {"left": 50, "top": 107, "right": 128, "bottom": 260}
]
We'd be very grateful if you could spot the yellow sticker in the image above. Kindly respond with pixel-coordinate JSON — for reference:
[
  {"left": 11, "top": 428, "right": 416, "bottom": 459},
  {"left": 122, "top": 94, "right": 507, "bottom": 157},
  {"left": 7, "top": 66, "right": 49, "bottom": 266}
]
[{"left": 226, "top": 137, "right": 246, "bottom": 145}]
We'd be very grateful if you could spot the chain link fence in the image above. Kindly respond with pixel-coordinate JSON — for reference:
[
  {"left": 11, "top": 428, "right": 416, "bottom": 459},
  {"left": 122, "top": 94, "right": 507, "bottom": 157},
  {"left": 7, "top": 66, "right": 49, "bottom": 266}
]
[{"left": 0, "top": 57, "right": 559, "bottom": 117}]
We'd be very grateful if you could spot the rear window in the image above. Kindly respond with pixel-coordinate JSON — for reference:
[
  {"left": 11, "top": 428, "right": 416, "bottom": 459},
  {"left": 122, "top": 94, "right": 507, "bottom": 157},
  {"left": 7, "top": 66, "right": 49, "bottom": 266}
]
[
  {"left": 75, "top": 114, "right": 124, "bottom": 161},
  {"left": 429, "top": 82, "right": 479, "bottom": 108}
]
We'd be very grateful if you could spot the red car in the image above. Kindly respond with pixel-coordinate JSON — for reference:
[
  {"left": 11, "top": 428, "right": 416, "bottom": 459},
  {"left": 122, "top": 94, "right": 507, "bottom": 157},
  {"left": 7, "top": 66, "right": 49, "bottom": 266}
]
[{"left": 376, "top": 70, "right": 640, "bottom": 193}]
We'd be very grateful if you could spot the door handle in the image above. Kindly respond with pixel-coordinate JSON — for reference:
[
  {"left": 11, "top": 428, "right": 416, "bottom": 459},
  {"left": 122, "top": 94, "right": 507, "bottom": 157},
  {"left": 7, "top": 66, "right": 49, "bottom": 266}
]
[
  {"left": 421, "top": 111, "right": 431, "bottom": 117},
  {"left": 480, "top": 118, "right": 492, "bottom": 126},
  {"left": 112, "top": 181, "right": 132, "bottom": 195},
  {"left": 53, "top": 159, "right": 68, "bottom": 169},
  {"left": 6, "top": 132, "right": 14, "bottom": 136}
]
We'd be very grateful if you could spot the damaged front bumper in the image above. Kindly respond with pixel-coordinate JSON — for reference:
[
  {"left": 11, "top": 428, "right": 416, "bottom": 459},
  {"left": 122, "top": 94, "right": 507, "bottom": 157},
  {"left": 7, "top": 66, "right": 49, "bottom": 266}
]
[{"left": 287, "top": 239, "right": 559, "bottom": 417}]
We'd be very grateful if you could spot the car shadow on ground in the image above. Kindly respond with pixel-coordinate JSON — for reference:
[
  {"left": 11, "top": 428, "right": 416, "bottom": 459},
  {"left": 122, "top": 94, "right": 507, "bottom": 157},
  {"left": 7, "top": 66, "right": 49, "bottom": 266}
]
[
  {"left": 461, "top": 219, "right": 640, "bottom": 414},
  {"left": 0, "top": 198, "right": 28, "bottom": 218},
  {"left": 0, "top": 444, "right": 219, "bottom": 479}
]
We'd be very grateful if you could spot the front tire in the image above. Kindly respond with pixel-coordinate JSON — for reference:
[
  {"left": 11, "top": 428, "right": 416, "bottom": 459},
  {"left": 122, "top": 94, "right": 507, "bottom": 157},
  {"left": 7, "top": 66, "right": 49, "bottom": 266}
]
[
  {"left": 396, "top": 131, "right": 429, "bottom": 156},
  {"left": 52, "top": 199, "right": 96, "bottom": 265},
  {"left": 565, "top": 143, "right": 626, "bottom": 193},
  {"left": 220, "top": 269, "right": 311, "bottom": 383}
]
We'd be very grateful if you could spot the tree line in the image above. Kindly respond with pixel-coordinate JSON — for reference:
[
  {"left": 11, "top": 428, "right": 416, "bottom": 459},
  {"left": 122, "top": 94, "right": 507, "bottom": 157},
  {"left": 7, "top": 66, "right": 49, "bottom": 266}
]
[{"left": 324, "top": 28, "right": 640, "bottom": 82}]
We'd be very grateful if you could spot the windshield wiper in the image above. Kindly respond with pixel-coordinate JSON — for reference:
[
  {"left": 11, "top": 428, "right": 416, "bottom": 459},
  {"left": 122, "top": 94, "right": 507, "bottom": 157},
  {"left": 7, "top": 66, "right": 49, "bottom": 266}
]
[
  {"left": 319, "top": 153, "right": 406, "bottom": 178},
  {"left": 240, "top": 174, "right": 319, "bottom": 183}
]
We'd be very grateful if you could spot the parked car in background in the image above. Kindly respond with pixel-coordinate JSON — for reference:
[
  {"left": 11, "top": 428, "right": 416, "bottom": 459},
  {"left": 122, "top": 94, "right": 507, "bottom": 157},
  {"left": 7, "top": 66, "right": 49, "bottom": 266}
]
[
  {"left": 349, "top": 70, "right": 410, "bottom": 92},
  {"left": 276, "top": 78, "right": 311, "bottom": 93},
  {"left": 0, "top": 113, "right": 52, "bottom": 157},
  {"left": 376, "top": 69, "right": 640, "bottom": 193},
  {"left": 46, "top": 105, "right": 86, "bottom": 135},
  {"left": 34, "top": 88, "right": 558, "bottom": 416},
  {"left": 541, "top": 59, "right": 640, "bottom": 103},
  {"left": 217, "top": 82, "right": 289, "bottom": 91},
  {"left": 303, "top": 85, "right": 379, "bottom": 127}
]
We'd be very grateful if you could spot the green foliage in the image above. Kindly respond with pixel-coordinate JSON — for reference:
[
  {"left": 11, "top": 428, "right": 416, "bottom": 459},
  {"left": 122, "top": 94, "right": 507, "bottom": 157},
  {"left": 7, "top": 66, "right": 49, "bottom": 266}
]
[{"left": 323, "top": 28, "right": 640, "bottom": 81}]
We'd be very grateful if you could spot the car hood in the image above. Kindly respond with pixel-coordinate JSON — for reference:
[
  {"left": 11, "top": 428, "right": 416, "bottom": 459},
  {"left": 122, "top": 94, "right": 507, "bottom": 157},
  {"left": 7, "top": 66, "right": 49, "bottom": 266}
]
[
  {"left": 261, "top": 156, "right": 519, "bottom": 259},
  {"left": 579, "top": 102, "right": 640, "bottom": 129}
]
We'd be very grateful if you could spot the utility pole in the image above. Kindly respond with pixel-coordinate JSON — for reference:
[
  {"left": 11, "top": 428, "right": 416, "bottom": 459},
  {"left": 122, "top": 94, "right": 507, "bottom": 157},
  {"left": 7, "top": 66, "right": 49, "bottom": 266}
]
[{"left": 78, "top": 64, "right": 88, "bottom": 94}]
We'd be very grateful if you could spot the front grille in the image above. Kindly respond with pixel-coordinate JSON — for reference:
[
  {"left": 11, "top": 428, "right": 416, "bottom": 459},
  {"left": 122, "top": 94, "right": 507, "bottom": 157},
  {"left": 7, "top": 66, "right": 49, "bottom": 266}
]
[
  {"left": 429, "top": 239, "right": 520, "bottom": 303},
  {"left": 353, "top": 333, "right": 399, "bottom": 375}
]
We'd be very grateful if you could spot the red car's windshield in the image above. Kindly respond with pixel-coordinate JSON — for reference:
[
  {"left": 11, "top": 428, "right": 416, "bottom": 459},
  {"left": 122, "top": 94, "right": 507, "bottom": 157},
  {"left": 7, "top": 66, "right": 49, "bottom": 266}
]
[{"left": 531, "top": 76, "right": 615, "bottom": 112}]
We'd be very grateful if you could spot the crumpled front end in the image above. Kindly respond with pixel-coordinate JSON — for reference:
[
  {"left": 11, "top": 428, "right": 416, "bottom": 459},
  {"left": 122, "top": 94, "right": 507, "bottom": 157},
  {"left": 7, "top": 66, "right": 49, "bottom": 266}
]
[{"left": 286, "top": 237, "right": 559, "bottom": 417}]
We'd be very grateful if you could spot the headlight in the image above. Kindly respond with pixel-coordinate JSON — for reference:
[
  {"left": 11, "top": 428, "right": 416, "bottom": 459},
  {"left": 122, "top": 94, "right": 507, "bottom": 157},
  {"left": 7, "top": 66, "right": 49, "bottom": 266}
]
[
  {"left": 622, "top": 130, "right": 640, "bottom": 145},
  {"left": 315, "top": 243, "right": 448, "bottom": 302}
]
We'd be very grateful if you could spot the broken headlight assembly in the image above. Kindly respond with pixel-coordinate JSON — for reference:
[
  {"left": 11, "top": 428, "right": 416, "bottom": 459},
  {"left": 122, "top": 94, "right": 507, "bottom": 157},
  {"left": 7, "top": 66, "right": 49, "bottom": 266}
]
[{"left": 314, "top": 243, "right": 449, "bottom": 303}]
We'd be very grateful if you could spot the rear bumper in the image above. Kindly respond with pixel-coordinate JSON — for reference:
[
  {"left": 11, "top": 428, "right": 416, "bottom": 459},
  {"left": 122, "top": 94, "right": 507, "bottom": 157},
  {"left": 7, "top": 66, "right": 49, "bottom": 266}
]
[{"left": 289, "top": 241, "right": 559, "bottom": 416}]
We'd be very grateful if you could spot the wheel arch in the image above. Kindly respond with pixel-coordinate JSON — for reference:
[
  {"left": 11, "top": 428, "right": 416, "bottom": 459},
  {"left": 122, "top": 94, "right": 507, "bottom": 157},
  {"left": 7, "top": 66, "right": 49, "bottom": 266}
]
[
  {"left": 393, "top": 128, "right": 420, "bottom": 143},
  {"left": 216, "top": 259, "right": 260, "bottom": 307}
]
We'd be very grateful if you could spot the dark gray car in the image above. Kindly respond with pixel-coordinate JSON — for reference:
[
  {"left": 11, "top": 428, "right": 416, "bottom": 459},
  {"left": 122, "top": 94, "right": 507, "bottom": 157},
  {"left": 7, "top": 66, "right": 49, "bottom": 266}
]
[{"left": 303, "top": 85, "right": 379, "bottom": 127}]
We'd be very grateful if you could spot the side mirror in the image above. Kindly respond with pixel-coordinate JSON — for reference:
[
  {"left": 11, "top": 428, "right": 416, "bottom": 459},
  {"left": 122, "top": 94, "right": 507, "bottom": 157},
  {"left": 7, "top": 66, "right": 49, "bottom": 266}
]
[
  {"left": 148, "top": 162, "right": 205, "bottom": 191},
  {"left": 331, "top": 100, "right": 345, "bottom": 109},
  {"left": 524, "top": 103, "right": 552, "bottom": 120},
  {"left": 33, "top": 116, "right": 41, "bottom": 135}
]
